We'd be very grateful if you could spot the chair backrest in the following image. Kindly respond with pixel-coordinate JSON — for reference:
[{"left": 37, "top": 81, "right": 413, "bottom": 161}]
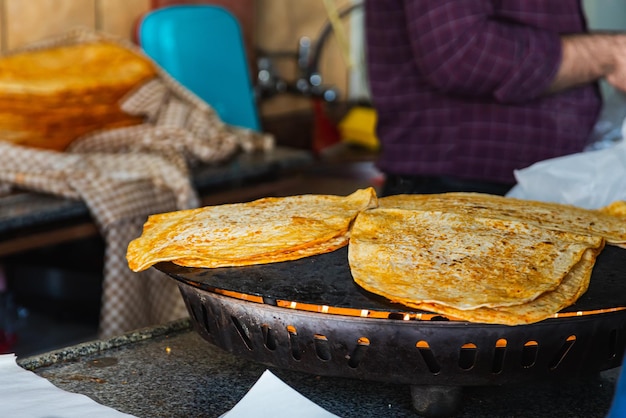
[{"left": 138, "top": 5, "right": 260, "bottom": 131}]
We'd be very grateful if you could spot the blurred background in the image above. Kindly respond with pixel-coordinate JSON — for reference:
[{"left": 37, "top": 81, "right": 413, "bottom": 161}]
[{"left": 0, "top": 0, "right": 371, "bottom": 151}]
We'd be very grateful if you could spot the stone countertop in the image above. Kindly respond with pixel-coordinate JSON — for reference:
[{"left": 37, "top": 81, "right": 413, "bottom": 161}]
[
  {"left": 17, "top": 319, "right": 621, "bottom": 418},
  {"left": 0, "top": 147, "right": 313, "bottom": 235}
]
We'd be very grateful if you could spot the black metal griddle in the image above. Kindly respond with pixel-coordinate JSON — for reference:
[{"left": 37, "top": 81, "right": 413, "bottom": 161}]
[
  {"left": 159, "top": 245, "right": 626, "bottom": 315},
  {"left": 157, "top": 244, "right": 626, "bottom": 388}
]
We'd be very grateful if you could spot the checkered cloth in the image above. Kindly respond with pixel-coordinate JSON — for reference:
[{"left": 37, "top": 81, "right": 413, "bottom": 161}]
[{"left": 0, "top": 29, "right": 273, "bottom": 338}]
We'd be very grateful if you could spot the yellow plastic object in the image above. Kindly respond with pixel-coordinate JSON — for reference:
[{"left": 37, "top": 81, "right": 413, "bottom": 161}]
[{"left": 338, "top": 106, "right": 379, "bottom": 151}]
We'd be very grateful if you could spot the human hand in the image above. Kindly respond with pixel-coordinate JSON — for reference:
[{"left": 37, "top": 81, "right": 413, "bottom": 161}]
[
  {"left": 605, "top": 36, "right": 626, "bottom": 92},
  {"left": 550, "top": 33, "right": 626, "bottom": 94}
]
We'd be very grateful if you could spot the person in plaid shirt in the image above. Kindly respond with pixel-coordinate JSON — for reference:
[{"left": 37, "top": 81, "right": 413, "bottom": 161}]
[{"left": 366, "top": 1, "right": 626, "bottom": 196}]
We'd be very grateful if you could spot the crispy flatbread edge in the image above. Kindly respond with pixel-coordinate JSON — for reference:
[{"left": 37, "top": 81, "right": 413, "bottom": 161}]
[
  {"left": 398, "top": 243, "right": 604, "bottom": 326},
  {"left": 128, "top": 226, "right": 350, "bottom": 272},
  {"left": 599, "top": 201, "right": 626, "bottom": 218},
  {"left": 598, "top": 201, "right": 626, "bottom": 248},
  {"left": 172, "top": 233, "right": 349, "bottom": 268},
  {"left": 379, "top": 193, "right": 626, "bottom": 245},
  {"left": 168, "top": 224, "right": 351, "bottom": 264}
]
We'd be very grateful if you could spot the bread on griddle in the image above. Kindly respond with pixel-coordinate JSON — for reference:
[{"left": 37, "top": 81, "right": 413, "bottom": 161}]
[
  {"left": 126, "top": 187, "right": 378, "bottom": 272},
  {"left": 379, "top": 192, "right": 626, "bottom": 246},
  {"left": 413, "top": 245, "right": 601, "bottom": 325},
  {"left": 348, "top": 207, "right": 604, "bottom": 325},
  {"left": 599, "top": 201, "right": 626, "bottom": 219}
]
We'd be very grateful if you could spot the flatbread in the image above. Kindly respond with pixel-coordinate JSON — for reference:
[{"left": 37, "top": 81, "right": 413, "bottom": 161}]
[
  {"left": 599, "top": 201, "right": 626, "bottom": 218},
  {"left": 127, "top": 187, "right": 378, "bottom": 271},
  {"left": 0, "top": 41, "right": 156, "bottom": 150},
  {"left": 0, "top": 42, "right": 156, "bottom": 96},
  {"left": 173, "top": 233, "right": 349, "bottom": 267},
  {"left": 379, "top": 193, "right": 626, "bottom": 246},
  {"left": 348, "top": 208, "right": 604, "bottom": 314},
  {"left": 411, "top": 246, "right": 602, "bottom": 325}
]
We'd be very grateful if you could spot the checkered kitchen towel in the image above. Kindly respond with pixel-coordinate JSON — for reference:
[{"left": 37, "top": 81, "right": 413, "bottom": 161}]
[{"left": 0, "top": 29, "right": 273, "bottom": 338}]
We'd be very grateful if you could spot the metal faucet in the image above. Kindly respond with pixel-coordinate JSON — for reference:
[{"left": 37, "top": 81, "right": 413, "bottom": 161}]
[
  {"left": 255, "top": 1, "right": 363, "bottom": 103},
  {"left": 255, "top": 37, "right": 338, "bottom": 103}
]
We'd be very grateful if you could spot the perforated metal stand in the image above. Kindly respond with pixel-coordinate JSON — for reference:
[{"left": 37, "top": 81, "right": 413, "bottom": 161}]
[{"left": 159, "top": 245, "right": 626, "bottom": 414}]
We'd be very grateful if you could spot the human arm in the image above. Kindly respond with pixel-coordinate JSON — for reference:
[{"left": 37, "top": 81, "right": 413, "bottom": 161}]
[
  {"left": 404, "top": 1, "right": 590, "bottom": 103},
  {"left": 548, "top": 33, "right": 626, "bottom": 93}
]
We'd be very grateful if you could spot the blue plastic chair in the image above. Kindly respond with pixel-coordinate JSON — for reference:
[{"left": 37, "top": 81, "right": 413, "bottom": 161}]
[{"left": 138, "top": 5, "right": 261, "bottom": 131}]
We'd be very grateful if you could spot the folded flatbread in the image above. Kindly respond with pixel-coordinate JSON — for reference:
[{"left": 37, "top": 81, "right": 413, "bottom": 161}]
[
  {"left": 127, "top": 187, "right": 378, "bottom": 271},
  {"left": 0, "top": 41, "right": 156, "bottom": 150},
  {"left": 414, "top": 246, "right": 601, "bottom": 325},
  {"left": 348, "top": 207, "right": 605, "bottom": 325},
  {"left": 379, "top": 193, "right": 625, "bottom": 247}
]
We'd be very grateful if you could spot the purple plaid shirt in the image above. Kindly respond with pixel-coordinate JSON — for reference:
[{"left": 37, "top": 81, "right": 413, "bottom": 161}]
[{"left": 366, "top": 0, "right": 602, "bottom": 184}]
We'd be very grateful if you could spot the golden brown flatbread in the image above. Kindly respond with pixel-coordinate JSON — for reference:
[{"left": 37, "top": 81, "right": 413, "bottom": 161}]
[
  {"left": 127, "top": 187, "right": 378, "bottom": 272},
  {"left": 599, "top": 201, "right": 626, "bottom": 218},
  {"left": 412, "top": 246, "right": 602, "bottom": 325},
  {"left": 348, "top": 208, "right": 604, "bottom": 313},
  {"left": 0, "top": 42, "right": 155, "bottom": 96},
  {"left": 0, "top": 41, "right": 156, "bottom": 150},
  {"left": 379, "top": 193, "right": 626, "bottom": 246}
]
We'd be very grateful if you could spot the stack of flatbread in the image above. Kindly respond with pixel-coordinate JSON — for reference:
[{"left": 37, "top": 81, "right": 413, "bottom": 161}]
[
  {"left": 348, "top": 193, "right": 626, "bottom": 325},
  {"left": 0, "top": 41, "right": 156, "bottom": 151},
  {"left": 127, "top": 187, "right": 378, "bottom": 272}
]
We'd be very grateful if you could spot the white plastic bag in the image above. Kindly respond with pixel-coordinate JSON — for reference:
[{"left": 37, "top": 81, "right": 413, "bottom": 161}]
[
  {"left": 507, "top": 139, "right": 626, "bottom": 209},
  {"left": 585, "top": 88, "right": 626, "bottom": 151}
]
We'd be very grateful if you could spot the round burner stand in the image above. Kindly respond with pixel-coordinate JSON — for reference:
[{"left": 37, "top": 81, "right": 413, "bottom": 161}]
[{"left": 159, "top": 245, "right": 626, "bottom": 416}]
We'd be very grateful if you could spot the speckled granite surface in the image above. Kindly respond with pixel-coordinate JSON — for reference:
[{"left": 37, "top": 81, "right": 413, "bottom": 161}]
[{"left": 17, "top": 319, "right": 621, "bottom": 418}]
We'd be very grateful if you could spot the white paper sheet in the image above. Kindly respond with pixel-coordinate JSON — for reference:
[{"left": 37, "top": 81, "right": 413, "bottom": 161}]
[
  {"left": 222, "top": 370, "right": 340, "bottom": 418},
  {"left": 0, "top": 353, "right": 136, "bottom": 418}
]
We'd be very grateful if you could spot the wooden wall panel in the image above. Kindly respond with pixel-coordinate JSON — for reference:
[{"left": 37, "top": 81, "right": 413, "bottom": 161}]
[
  {"left": 3, "top": 0, "right": 96, "bottom": 51},
  {"left": 0, "top": 1, "right": 4, "bottom": 52},
  {"left": 97, "top": 0, "right": 150, "bottom": 40}
]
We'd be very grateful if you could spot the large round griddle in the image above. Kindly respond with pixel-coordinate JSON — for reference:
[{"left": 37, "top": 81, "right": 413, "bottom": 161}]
[
  {"left": 156, "top": 245, "right": 626, "bottom": 387},
  {"left": 158, "top": 245, "right": 626, "bottom": 315}
]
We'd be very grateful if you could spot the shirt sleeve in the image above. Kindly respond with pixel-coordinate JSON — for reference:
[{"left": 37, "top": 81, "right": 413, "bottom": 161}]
[{"left": 404, "top": 0, "right": 563, "bottom": 104}]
